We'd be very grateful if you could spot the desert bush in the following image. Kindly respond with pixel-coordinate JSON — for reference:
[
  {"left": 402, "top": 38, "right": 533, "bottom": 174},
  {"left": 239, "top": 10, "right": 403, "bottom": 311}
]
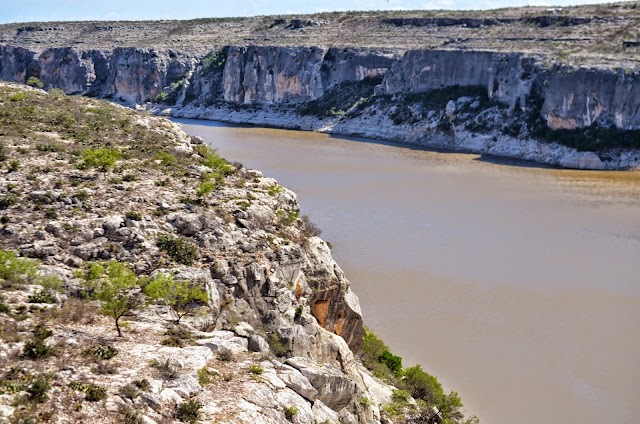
[
  {"left": 0, "top": 194, "right": 18, "bottom": 209},
  {"left": 92, "top": 344, "right": 119, "bottom": 360},
  {"left": 26, "top": 374, "right": 51, "bottom": 403},
  {"left": 125, "top": 211, "right": 142, "bottom": 221},
  {"left": 69, "top": 381, "right": 107, "bottom": 401},
  {"left": 26, "top": 77, "right": 44, "bottom": 88},
  {"left": 154, "top": 151, "right": 176, "bottom": 166},
  {"left": 0, "top": 251, "right": 36, "bottom": 285},
  {"left": 156, "top": 234, "right": 198, "bottom": 265},
  {"left": 81, "top": 147, "right": 121, "bottom": 174},
  {"left": 175, "top": 399, "right": 203, "bottom": 423},
  {"left": 196, "top": 145, "right": 234, "bottom": 175},
  {"left": 248, "top": 364, "right": 264, "bottom": 375},
  {"left": 267, "top": 332, "right": 289, "bottom": 357},
  {"left": 284, "top": 405, "right": 299, "bottom": 421},
  {"left": 197, "top": 180, "right": 215, "bottom": 197},
  {"left": 132, "top": 378, "right": 150, "bottom": 391},
  {"left": 402, "top": 365, "right": 444, "bottom": 407},
  {"left": 22, "top": 325, "right": 54, "bottom": 359},
  {"left": 118, "top": 384, "right": 139, "bottom": 400}
]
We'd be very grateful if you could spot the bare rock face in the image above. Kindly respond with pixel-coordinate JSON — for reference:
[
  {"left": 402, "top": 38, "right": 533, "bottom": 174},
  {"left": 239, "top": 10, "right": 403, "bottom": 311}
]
[
  {"left": 541, "top": 68, "right": 640, "bottom": 130},
  {"left": 223, "top": 46, "right": 326, "bottom": 103},
  {"left": 285, "top": 357, "right": 358, "bottom": 411}
]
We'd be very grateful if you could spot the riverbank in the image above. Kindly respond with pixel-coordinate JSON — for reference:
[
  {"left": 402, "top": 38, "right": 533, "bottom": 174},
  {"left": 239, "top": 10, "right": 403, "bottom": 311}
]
[{"left": 167, "top": 103, "right": 640, "bottom": 171}]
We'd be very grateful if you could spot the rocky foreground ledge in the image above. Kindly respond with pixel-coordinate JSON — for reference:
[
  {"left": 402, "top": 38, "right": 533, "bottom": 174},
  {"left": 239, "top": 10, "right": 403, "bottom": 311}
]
[{"left": 0, "top": 83, "right": 475, "bottom": 423}]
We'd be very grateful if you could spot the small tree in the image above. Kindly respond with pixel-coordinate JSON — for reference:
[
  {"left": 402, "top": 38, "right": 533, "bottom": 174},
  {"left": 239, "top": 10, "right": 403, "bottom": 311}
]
[
  {"left": 145, "top": 273, "right": 208, "bottom": 324},
  {"left": 81, "top": 261, "right": 144, "bottom": 336},
  {"left": 81, "top": 148, "right": 121, "bottom": 175}
]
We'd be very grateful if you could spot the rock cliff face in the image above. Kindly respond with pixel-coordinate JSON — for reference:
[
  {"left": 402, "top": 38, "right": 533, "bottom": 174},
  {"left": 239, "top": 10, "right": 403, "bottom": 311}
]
[
  {"left": 0, "top": 83, "right": 397, "bottom": 423},
  {"left": 1, "top": 40, "right": 639, "bottom": 168}
]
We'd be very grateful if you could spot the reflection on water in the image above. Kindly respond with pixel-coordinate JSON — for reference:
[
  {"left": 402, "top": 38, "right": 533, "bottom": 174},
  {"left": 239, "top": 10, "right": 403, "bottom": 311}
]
[{"left": 176, "top": 119, "right": 640, "bottom": 424}]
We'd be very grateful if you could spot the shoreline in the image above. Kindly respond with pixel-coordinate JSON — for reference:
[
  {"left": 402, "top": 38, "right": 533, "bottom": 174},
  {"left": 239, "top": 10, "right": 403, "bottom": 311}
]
[{"left": 162, "top": 104, "right": 640, "bottom": 172}]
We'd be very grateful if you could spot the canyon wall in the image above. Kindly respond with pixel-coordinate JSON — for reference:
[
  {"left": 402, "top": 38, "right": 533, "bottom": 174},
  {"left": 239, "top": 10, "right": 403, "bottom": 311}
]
[{"left": 1, "top": 44, "right": 639, "bottom": 168}]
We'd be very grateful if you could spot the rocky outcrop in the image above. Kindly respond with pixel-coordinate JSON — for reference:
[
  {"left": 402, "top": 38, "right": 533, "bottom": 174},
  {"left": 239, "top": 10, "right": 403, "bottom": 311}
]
[
  {"left": 541, "top": 68, "right": 640, "bottom": 130},
  {"left": 0, "top": 83, "right": 397, "bottom": 423}
]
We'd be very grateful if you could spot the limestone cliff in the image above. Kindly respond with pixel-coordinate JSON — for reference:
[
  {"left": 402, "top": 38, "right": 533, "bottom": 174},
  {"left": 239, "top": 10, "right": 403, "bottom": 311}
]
[
  {"left": 1, "top": 82, "right": 409, "bottom": 423},
  {"left": 1, "top": 40, "right": 638, "bottom": 169}
]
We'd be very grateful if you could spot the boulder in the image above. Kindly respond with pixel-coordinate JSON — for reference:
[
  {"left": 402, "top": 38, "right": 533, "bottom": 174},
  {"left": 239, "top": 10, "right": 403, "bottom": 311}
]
[
  {"left": 285, "top": 357, "right": 357, "bottom": 411},
  {"left": 196, "top": 336, "right": 248, "bottom": 354},
  {"left": 167, "top": 212, "right": 202, "bottom": 236},
  {"left": 234, "top": 322, "right": 255, "bottom": 337},
  {"left": 278, "top": 364, "right": 318, "bottom": 401},
  {"left": 248, "top": 335, "right": 270, "bottom": 353},
  {"left": 312, "top": 400, "right": 340, "bottom": 423}
]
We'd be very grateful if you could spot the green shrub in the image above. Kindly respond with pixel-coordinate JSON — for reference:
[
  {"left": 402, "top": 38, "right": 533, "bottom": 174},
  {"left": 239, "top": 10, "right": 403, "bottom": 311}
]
[
  {"left": 93, "top": 344, "right": 119, "bottom": 360},
  {"left": 79, "top": 261, "right": 146, "bottom": 336},
  {"left": 284, "top": 405, "right": 299, "bottom": 421},
  {"left": 28, "top": 290, "right": 56, "bottom": 304},
  {"left": 7, "top": 159, "right": 20, "bottom": 172},
  {"left": 81, "top": 148, "right": 121, "bottom": 173},
  {"left": 196, "top": 180, "right": 215, "bottom": 197},
  {"left": 0, "top": 250, "right": 37, "bottom": 285},
  {"left": 196, "top": 145, "right": 234, "bottom": 175},
  {"left": 403, "top": 365, "right": 444, "bottom": 407},
  {"left": 125, "top": 211, "right": 142, "bottom": 221},
  {"left": 359, "top": 396, "right": 373, "bottom": 408},
  {"left": 276, "top": 209, "right": 299, "bottom": 226},
  {"left": 362, "top": 328, "right": 390, "bottom": 369},
  {"left": 26, "top": 375, "right": 51, "bottom": 403},
  {"left": 35, "top": 143, "right": 61, "bottom": 153},
  {"left": 0, "top": 194, "right": 18, "bottom": 209},
  {"left": 248, "top": 364, "right": 264, "bottom": 375},
  {"left": 267, "top": 332, "right": 289, "bottom": 357},
  {"left": 197, "top": 366, "right": 217, "bottom": 386},
  {"left": 175, "top": 399, "right": 203, "bottom": 423},
  {"left": 22, "top": 338, "right": 53, "bottom": 359},
  {"left": 156, "top": 234, "right": 198, "bottom": 265},
  {"left": 267, "top": 184, "right": 284, "bottom": 196},
  {"left": 26, "top": 77, "right": 44, "bottom": 88},
  {"left": 154, "top": 151, "right": 176, "bottom": 166},
  {"left": 378, "top": 350, "right": 403, "bottom": 376},
  {"left": 69, "top": 381, "right": 107, "bottom": 401}
]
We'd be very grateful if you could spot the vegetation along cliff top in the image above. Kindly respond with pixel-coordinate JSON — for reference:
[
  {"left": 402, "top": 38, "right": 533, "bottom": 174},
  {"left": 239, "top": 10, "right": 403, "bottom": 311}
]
[{"left": 1, "top": 2, "right": 639, "bottom": 69}]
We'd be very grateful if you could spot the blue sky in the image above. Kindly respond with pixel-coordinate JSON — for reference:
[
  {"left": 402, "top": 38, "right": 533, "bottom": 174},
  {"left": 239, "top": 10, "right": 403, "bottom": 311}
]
[{"left": 0, "top": 0, "right": 619, "bottom": 24}]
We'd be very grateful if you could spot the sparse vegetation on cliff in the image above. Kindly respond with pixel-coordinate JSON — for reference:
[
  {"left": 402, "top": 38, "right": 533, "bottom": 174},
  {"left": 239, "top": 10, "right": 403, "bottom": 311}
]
[{"left": 0, "top": 82, "right": 478, "bottom": 423}]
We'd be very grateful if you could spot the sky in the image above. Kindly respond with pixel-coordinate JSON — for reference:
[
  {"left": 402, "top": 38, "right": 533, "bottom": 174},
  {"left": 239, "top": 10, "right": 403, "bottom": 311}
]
[{"left": 0, "top": 0, "right": 622, "bottom": 24}]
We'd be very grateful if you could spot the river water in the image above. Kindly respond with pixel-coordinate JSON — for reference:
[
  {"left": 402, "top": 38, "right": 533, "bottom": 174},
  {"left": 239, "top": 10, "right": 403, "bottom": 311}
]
[{"left": 176, "top": 119, "right": 640, "bottom": 424}]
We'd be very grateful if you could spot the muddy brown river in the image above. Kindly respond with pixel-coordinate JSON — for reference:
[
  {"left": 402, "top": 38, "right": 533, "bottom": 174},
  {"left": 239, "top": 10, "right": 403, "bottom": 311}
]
[{"left": 176, "top": 119, "right": 640, "bottom": 424}]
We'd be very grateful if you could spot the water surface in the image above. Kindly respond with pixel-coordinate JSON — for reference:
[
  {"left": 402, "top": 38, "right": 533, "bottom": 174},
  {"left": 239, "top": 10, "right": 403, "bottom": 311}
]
[{"left": 176, "top": 119, "right": 640, "bottom": 424}]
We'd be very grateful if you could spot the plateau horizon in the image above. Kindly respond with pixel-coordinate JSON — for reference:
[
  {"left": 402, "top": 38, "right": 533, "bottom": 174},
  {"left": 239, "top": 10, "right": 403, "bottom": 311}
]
[{"left": 0, "top": 0, "right": 622, "bottom": 24}]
